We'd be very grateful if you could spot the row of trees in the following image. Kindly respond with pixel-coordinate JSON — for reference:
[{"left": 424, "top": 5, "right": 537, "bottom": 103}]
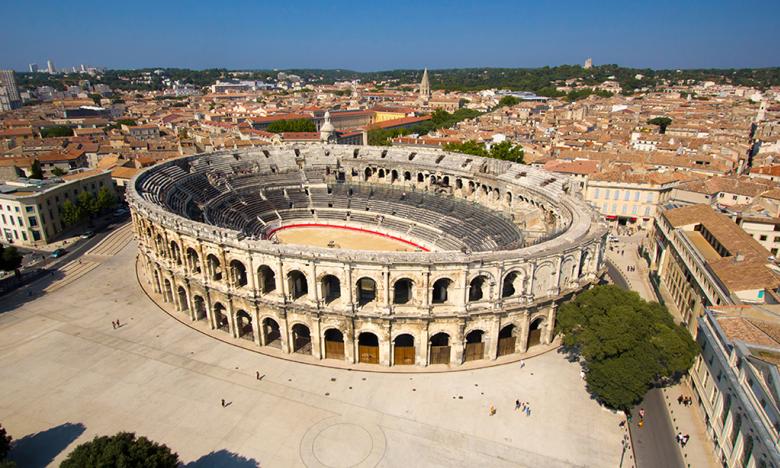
[
  {"left": 556, "top": 285, "right": 698, "bottom": 410},
  {"left": 266, "top": 119, "right": 316, "bottom": 133},
  {"left": 443, "top": 140, "right": 525, "bottom": 163},
  {"left": 367, "top": 108, "right": 482, "bottom": 145},
  {"left": 61, "top": 187, "right": 118, "bottom": 227}
]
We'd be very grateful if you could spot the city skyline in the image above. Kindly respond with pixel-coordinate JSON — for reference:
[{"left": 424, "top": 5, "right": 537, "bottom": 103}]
[{"left": 2, "top": 0, "right": 779, "bottom": 72}]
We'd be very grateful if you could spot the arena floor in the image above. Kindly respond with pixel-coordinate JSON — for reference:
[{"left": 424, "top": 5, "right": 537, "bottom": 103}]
[
  {"left": 0, "top": 227, "right": 626, "bottom": 467},
  {"left": 272, "top": 225, "right": 427, "bottom": 252}
]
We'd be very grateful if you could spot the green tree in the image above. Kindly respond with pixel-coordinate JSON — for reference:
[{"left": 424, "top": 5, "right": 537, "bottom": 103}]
[
  {"left": 443, "top": 140, "right": 488, "bottom": 157},
  {"left": 60, "top": 432, "right": 179, "bottom": 468},
  {"left": 51, "top": 167, "right": 67, "bottom": 177},
  {"left": 77, "top": 191, "right": 99, "bottom": 218},
  {"left": 497, "top": 95, "right": 520, "bottom": 108},
  {"left": 648, "top": 116, "right": 672, "bottom": 134},
  {"left": 39, "top": 126, "right": 74, "bottom": 138},
  {"left": 60, "top": 199, "right": 83, "bottom": 226},
  {"left": 96, "top": 187, "right": 118, "bottom": 212},
  {"left": 266, "top": 119, "right": 316, "bottom": 133},
  {"left": 488, "top": 141, "right": 524, "bottom": 163},
  {"left": 29, "top": 160, "right": 43, "bottom": 180},
  {"left": 0, "top": 424, "right": 11, "bottom": 460},
  {"left": 0, "top": 245, "right": 22, "bottom": 277},
  {"left": 556, "top": 285, "right": 697, "bottom": 410},
  {"left": 88, "top": 93, "right": 103, "bottom": 106}
]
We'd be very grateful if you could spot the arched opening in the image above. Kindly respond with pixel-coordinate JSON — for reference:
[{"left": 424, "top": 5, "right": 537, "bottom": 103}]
[
  {"left": 429, "top": 332, "right": 451, "bottom": 365},
  {"left": 193, "top": 295, "right": 207, "bottom": 321},
  {"left": 323, "top": 328, "right": 345, "bottom": 360},
  {"left": 528, "top": 317, "right": 545, "bottom": 348},
  {"left": 170, "top": 241, "right": 182, "bottom": 265},
  {"left": 257, "top": 265, "right": 276, "bottom": 294},
  {"left": 177, "top": 286, "right": 188, "bottom": 312},
  {"left": 497, "top": 324, "right": 517, "bottom": 357},
  {"left": 578, "top": 250, "right": 590, "bottom": 277},
  {"left": 468, "top": 275, "right": 488, "bottom": 302},
  {"left": 502, "top": 271, "right": 522, "bottom": 298},
  {"left": 186, "top": 248, "right": 201, "bottom": 273},
  {"left": 291, "top": 323, "right": 312, "bottom": 354},
  {"left": 417, "top": 173, "right": 424, "bottom": 183},
  {"left": 156, "top": 234, "right": 166, "bottom": 256},
  {"left": 356, "top": 277, "right": 377, "bottom": 306},
  {"left": 442, "top": 176, "right": 450, "bottom": 186},
  {"left": 229, "top": 259, "right": 247, "bottom": 287},
  {"left": 390, "top": 169, "right": 398, "bottom": 183},
  {"left": 364, "top": 167, "right": 372, "bottom": 181},
  {"left": 153, "top": 270, "right": 161, "bottom": 293},
  {"left": 287, "top": 270, "right": 308, "bottom": 300},
  {"left": 236, "top": 310, "right": 253, "bottom": 341},
  {"left": 403, "top": 171, "right": 411, "bottom": 181},
  {"left": 456, "top": 179, "right": 463, "bottom": 189},
  {"left": 393, "top": 278, "right": 413, "bottom": 304},
  {"left": 262, "top": 317, "right": 281, "bottom": 348},
  {"left": 505, "top": 191, "right": 513, "bottom": 206},
  {"left": 358, "top": 332, "right": 380, "bottom": 364},
  {"left": 207, "top": 254, "right": 222, "bottom": 281},
  {"left": 321, "top": 275, "right": 341, "bottom": 304},
  {"left": 378, "top": 168, "right": 385, "bottom": 178},
  {"left": 432, "top": 278, "right": 452, "bottom": 304},
  {"left": 393, "top": 334, "right": 415, "bottom": 365},
  {"left": 163, "top": 278, "right": 173, "bottom": 303},
  {"left": 464, "top": 330, "right": 485, "bottom": 362},
  {"left": 213, "top": 303, "right": 229, "bottom": 332}
]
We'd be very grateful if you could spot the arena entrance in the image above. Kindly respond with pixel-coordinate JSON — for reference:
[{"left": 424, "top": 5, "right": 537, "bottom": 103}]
[
  {"left": 528, "top": 318, "right": 544, "bottom": 348},
  {"left": 497, "top": 324, "right": 517, "bottom": 357},
  {"left": 236, "top": 310, "right": 253, "bottom": 341},
  {"left": 292, "top": 324, "right": 312, "bottom": 354},
  {"left": 464, "top": 330, "right": 485, "bottom": 362},
  {"left": 324, "top": 329, "right": 345, "bottom": 360},
  {"left": 429, "top": 332, "right": 451, "bottom": 365},
  {"left": 262, "top": 317, "right": 282, "bottom": 348},
  {"left": 213, "top": 303, "right": 229, "bottom": 333},
  {"left": 393, "top": 334, "right": 415, "bottom": 365},
  {"left": 358, "top": 332, "right": 380, "bottom": 364}
]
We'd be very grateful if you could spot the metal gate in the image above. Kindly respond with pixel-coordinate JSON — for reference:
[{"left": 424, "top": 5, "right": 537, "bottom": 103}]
[
  {"left": 324, "top": 340, "right": 345, "bottom": 360},
  {"left": 497, "top": 336, "right": 516, "bottom": 357},
  {"left": 429, "top": 345, "right": 451, "bottom": 365},
  {"left": 464, "top": 342, "right": 485, "bottom": 362},
  {"left": 393, "top": 346, "right": 415, "bottom": 365},
  {"left": 358, "top": 345, "right": 379, "bottom": 364}
]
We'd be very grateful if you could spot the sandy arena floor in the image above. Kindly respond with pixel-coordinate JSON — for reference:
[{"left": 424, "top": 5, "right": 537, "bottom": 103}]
[{"left": 273, "top": 226, "right": 425, "bottom": 252}]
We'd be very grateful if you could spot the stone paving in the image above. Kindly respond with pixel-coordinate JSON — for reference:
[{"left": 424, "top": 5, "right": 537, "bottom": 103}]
[{"left": 0, "top": 234, "right": 627, "bottom": 467}]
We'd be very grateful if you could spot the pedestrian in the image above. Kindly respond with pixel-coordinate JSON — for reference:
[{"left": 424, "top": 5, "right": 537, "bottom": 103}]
[
  {"left": 116, "top": 319, "right": 120, "bottom": 328},
  {"left": 580, "top": 370, "right": 586, "bottom": 380},
  {"left": 256, "top": 371, "right": 260, "bottom": 380},
  {"left": 520, "top": 359, "right": 525, "bottom": 369},
  {"left": 221, "top": 398, "right": 226, "bottom": 408},
  {"left": 639, "top": 408, "right": 645, "bottom": 419},
  {"left": 489, "top": 405, "right": 496, "bottom": 416},
  {"left": 678, "top": 395, "right": 684, "bottom": 405},
  {"left": 515, "top": 399, "right": 521, "bottom": 411},
  {"left": 638, "top": 419, "right": 644, "bottom": 428},
  {"left": 112, "top": 321, "right": 116, "bottom": 329},
  {"left": 526, "top": 406, "right": 531, "bottom": 417},
  {"left": 682, "top": 434, "right": 689, "bottom": 447},
  {"left": 676, "top": 432, "right": 682, "bottom": 444}
]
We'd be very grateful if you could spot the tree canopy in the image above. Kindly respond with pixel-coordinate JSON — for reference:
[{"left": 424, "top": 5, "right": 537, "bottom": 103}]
[
  {"left": 497, "top": 95, "right": 520, "bottom": 108},
  {"left": 29, "top": 160, "right": 43, "bottom": 180},
  {"left": 648, "top": 116, "right": 673, "bottom": 133},
  {"left": 443, "top": 140, "right": 524, "bottom": 163},
  {"left": 266, "top": 119, "right": 316, "bottom": 133},
  {"left": 0, "top": 245, "right": 22, "bottom": 273},
  {"left": 40, "top": 126, "right": 73, "bottom": 138},
  {"left": 60, "top": 432, "right": 179, "bottom": 468},
  {"left": 556, "top": 285, "right": 697, "bottom": 410}
]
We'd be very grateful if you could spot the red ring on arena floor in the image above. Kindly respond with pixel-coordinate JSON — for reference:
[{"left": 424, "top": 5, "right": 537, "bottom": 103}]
[{"left": 266, "top": 223, "right": 431, "bottom": 252}]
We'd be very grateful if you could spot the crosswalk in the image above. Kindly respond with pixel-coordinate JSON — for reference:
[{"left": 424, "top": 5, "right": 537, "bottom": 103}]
[{"left": 86, "top": 224, "right": 134, "bottom": 257}]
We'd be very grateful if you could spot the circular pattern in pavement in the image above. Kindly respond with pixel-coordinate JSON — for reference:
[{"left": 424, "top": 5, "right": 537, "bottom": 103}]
[{"left": 300, "top": 417, "right": 386, "bottom": 468}]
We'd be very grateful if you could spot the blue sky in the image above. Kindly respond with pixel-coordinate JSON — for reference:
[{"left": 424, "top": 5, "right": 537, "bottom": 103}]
[{"left": 1, "top": 0, "right": 778, "bottom": 71}]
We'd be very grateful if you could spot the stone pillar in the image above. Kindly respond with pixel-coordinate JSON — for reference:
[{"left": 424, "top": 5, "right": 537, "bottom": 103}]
[
  {"left": 519, "top": 313, "right": 530, "bottom": 353},
  {"left": 308, "top": 262, "right": 318, "bottom": 304},
  {"left": 279, "top": 314, "right": 290, "bottom": 354},
  {"left": 487, "top": 316, "right": 501, "bottom": 360},
  {"left": 418, "top": 326, "right": 429, "bottom": 367},
  {"left": 345, "top": 319, "right": 356, "bottom": 364},
  {"left": 311, "top": 317, "right": 322, "bottom": 360},
  {"left": 452, "top": 327, "right": 464, "bottom": 365},
  {"left": 204, "top": 290, "right": 215, "bottom": 330},
  {"left": 545, "top": 304, "right": 557, "bottom": 344},
  {"left": 226, "top": 298, "right": 237, "bottom": 338},
  {"left": 251, "top": 306, "right": 261, "bottom": 346},
  {"left": 379, "top": 328, "right": 390, "bottom": 366}
]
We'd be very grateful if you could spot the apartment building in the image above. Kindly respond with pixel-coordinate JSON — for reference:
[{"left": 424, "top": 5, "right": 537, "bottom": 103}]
[
  {"left": 0, "top": 170, "right": 115, "bottom": 246},
  {"left": 650, "top": 204, "right": 780, "bottom": 336},
  {"left": 692, "top": 305, "right": 780, "bottom": 467}
]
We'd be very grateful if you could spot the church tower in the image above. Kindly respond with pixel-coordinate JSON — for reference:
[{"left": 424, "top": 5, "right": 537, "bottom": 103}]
[{"left": 419, "top": 68, "right": 431, "bottom": 102}]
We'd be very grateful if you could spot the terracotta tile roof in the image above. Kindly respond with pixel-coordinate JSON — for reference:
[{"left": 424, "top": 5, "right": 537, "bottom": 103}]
[
  {"left": 110, "top": 166, "right": 140, "bottom": 179},
  {"left": 366, "top": 115, "right": 431, "bottom": 130}
]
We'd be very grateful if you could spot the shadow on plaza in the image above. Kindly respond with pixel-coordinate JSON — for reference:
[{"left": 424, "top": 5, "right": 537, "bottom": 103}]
[
  {"left": 8, "top": 422, "right": 86, "bottom": 468},
  {"left": 185, "top": 450, "right": 260, "bottom": 467},
  {"left": 0, "top": 268, "right": 66, "bottom": 314}
]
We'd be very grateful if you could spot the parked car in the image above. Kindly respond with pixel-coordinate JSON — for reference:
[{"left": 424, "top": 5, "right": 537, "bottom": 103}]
[
  {"left": 80, "top": 230, "right": 94, "bottom": 239},
  {"left": 50, "top": 248, "right": 67, "bottom": 258}
]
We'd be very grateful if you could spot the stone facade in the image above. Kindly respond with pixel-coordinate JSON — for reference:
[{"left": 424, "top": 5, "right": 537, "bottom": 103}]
[{"left": 129, "top": 144, "right": 608, "bottom": 368}]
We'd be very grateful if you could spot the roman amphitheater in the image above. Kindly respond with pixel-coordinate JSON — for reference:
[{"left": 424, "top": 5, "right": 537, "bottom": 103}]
[{"left": 129, "top": 144, "right": 607, "bottom": 369}]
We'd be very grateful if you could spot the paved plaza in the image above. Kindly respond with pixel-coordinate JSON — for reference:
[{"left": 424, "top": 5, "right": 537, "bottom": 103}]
[{"left": 0, "top": 232, "right": 625, "bottom": 467}]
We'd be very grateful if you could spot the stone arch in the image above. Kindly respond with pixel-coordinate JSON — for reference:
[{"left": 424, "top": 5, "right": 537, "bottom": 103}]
[
  {"left": 321, "top": 274, "right": 341, "bottom": 304},
  {"left": 193, "top": 295, "right": 207, "bottom": 321},
  {"left": 357, "top": 331, "right": 380, "bottom": 364},
  {"left": 170, "top": 241, "right": 182, "bottom": 265},
  {"left": 403, "top": 171, "right": 411, "bottom": 181},
  {"left": 261, "top": 316, "right": 281, "bottom": 348},
  {"left": 392, "top": 277, "right": 414, "bottom": 304},
  {"left": 163, "top": 277, "right": 173, "bottom": 303},
  {"left": 505, "top": 191, "right": 513, "bottom": 205},
  {"left": 502, "top": 270, "right": 524, "bottom": 298},
  {"left": 497, "top": 323, "right": 519, "bottom": 357},
  {"left": 528, "top": 316, "right": 546, "bottom": 348},
  {"left": 356, "top": 276, "right": 377, "bottom": 306},
  {"left": 291, "top": 323, "right": 312, "bottom": 354},
  {"left": 257, "top": 265, "right": 276, "bottom": 294},
  {"left": 206, "top": 254, "right": 222, "bottom": 281},
  {"left": 229, "top": 259, "right": 247, "bottom": 288},
  {"left": 176, "top": 286, "right": 188, "bottom": 312},
  {"left": 429, "top": 332, "right": 451, "bottom": 365},
  {"left": 186, "top": 247, "right": 200, "bottom": 273},
  {"left": 155, "top": 234, "right": 166, "bottom": 256},
  {"left": 287, "top": 270, "right": 308, "bottom": 300},
  {"left": 468, "top": 275, "right": 489, "bottom": 302},
  {"left": 152, "top": 269, "right": 161, "bottom": 293},
  {"left": 235, "top": 309, "right": 253, "bottom": 340},
  {"left": 532, "top": 262, "right": 555, "bottom": 297},
  {"left": 390, "top": 169, "right": 398, "bottom": 183},
  {"left": 432, "top": 277, "right": 453, "bottom": 304},
  {"left": 464, "top": 329, "right": 485, "bottom": 362},
  {"left": 364, "top": 167, "right": 372, "bottom": 181},
  {"left": 578, "top": 248, "right": 592, "bottom": 277},
  {"left": 213, "top": 302, "right": 229, "bottom": 332},
  {"left": 323, "top": 328, "right": 345, "bottom": 360},
  {"left": 559, "top": 255, "right": 578, "bottom": 289},
  {"left": 393, "top": 333, "right": 415, "bottom": 366},
  {"left": 417, "top": 172, "right": 424, "bottom": 183}
]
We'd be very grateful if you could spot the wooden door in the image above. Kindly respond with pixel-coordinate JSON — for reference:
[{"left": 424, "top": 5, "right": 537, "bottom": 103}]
[
  {"left": 325, "top": 340, "right": 345, "bottom": 360},
  {"left": 394, "top": 346, "right": 415, "bottom": 365},
  {"left": 464, "top": 342, "right": 485, "bottom": 362},
  {"left": 528, "top": 329, "right": 542, "bottom": 347},
  {"left": 497, "top": 336, "right": 516, "bottom": 357},
  {"left": 429, "top": 345, "right": 451, "bottom": 365},
  {"left": 358, "top": 345, "right": 379, "bottom": 364}
]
